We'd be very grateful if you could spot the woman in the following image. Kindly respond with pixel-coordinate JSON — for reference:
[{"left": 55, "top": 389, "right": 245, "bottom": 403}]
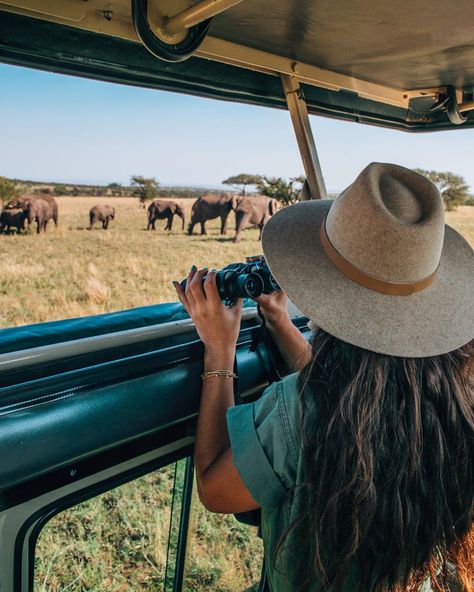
[{"left": 174, "top": 163, "right": 473, "bottom": 591}]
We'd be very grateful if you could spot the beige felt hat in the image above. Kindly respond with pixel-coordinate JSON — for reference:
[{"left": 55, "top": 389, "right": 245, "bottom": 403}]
[{"left": 262, "top": 162, "right": 474, "bottom": 357}]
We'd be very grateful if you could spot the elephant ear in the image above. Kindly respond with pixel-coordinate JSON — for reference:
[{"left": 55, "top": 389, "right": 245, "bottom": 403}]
[
  {"left": 269, "top": 199, "right": 278, "bottom": 215},
  {"left": 231, "top": 195, "right": 241, "bottom": 210}
]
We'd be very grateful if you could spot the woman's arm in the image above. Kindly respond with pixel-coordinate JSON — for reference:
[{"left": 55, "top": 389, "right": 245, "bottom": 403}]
[
  {"left": 173, "top": 267, "right": 259, "bottom": 513},
  {"left": 255, "top": 291, "right": 312, "bottom": 372}
]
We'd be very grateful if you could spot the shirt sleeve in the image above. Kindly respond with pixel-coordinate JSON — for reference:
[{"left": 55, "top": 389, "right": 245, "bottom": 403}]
[{"left": 226, "top": 375, "right": 299, "bottom": 508}]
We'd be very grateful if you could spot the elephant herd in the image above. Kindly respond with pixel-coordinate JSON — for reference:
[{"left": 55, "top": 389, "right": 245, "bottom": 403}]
[
  {"left": 0, "top": 194, "right": 59, "bottom": 234},
  {"left": 89, "top": 194, "right": 278, "bottom": 242},
  {"left": 177, "top": 193, "right": 278, "bottom": 243},
  {"left": 0, "top": 193, "right": 278, "bottom": 243}
]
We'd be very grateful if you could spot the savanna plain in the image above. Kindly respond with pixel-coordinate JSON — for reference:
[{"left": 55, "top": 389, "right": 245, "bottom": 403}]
[
  {"left": 2, "top": 197, "right": 473, "bottom": 592},
  {"left": 0, "top": 196, "right": 264, "bottom": 327}
]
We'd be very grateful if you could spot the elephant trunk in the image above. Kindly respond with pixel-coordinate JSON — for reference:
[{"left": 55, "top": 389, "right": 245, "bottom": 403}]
[
  {"left": 26, "top": 205, "right": 34, "bottom": 225},
  {"left": 176, "top": 209, "right": 185, "bottom": 230}
]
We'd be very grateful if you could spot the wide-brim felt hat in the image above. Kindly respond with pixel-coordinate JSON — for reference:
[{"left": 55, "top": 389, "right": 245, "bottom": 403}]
[{"left": 262, "top": 162, "right": 474, "bottom": 357}]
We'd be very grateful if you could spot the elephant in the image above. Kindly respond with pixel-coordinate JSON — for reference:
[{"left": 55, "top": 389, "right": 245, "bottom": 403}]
[
  {"left": 147, "top": 200, "right": 185, "bottom": 231},
  {"left": 0, "top": 209, "right": 27, "bottom": 234},
  {"left": 9, "top": 194, "right": 59, "bottom": 227},
  {"left": 187, "top": 193, "right": 237, "bottom": 235},
  {"left": 23, "top": 198, "right": 52, "bottom": 233},
  {"left": 233, "top": 195, "right": 278, "bottom": 243},
  {"left": 89, "top": 204, "right": 116, "bottom": 230}
]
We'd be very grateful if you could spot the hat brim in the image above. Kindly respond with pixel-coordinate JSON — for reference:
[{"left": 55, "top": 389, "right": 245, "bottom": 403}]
[{"left": 262, "top": 200, "right": 474, "bottom": 357}]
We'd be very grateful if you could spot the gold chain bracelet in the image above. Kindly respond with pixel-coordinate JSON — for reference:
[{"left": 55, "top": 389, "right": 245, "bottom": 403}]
[{"left": 201, "top": 370, "right": 238, "bottom": 380}]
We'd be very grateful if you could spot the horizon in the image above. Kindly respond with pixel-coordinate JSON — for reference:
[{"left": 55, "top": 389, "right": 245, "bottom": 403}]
[
  {"left": 11, "top": 176, "right": 342, "bottom": 194},
  {"left": 2, "top": 63, "right": 474, "bottom": 193}
]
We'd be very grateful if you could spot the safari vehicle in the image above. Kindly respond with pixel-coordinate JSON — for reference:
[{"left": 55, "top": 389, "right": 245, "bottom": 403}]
[{"left": 0, "top": 1, "right": 473, "bottom": 591}]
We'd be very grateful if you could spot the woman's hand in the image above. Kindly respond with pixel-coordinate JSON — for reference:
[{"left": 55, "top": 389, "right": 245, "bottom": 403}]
[
  {"left": 173, "top": 266, "right": 242, "bottom": 357},
  {"left": 254, "top": 289, "right": 291, "bottom": 327},
  {"left": 254, "top": 289, "right": 312, "bottom": 371}
]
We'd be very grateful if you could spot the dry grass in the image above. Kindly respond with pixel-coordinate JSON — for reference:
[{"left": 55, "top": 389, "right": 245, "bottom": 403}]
[
  {"left": 445, "top": 205, "right": 474, "bottom": 244},
  {"left": 0, "top": 196, "right": 264, "bottom": 328}
]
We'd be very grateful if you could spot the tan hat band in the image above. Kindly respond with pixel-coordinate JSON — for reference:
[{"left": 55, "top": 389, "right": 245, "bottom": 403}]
[{"left": 320, "top": 219, "right": 437, "bottom": 296}]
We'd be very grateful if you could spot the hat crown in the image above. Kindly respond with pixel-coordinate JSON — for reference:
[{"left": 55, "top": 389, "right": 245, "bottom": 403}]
[{"left": 326, "top": 163, "right": 445, "bottom": 282}]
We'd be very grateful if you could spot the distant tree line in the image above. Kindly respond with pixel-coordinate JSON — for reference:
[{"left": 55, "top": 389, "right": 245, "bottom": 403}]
[
  {"left": 2, "top": 170, "right": 473, "bottom": 211},
  {"left": 0, "top": 177, "right": 216, "bottom": 202}
]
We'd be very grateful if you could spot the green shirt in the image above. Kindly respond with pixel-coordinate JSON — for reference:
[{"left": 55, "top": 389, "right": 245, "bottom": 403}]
[
  {"left": 227, "top": 374, "right": 442, "bottom": 592},
  {"left": 227, "top": 372, "right": 316, "bottom": 592}
]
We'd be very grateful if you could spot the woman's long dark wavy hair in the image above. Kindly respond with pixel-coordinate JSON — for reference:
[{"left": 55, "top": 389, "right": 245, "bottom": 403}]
[{"left": 279, "top": 330, "right": 473, "bottom": 592}]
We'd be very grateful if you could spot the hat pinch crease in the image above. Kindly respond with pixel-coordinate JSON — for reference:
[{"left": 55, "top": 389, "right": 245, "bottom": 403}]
[{"left": 319, "top": 219, "right": 438, "bottom": 296}]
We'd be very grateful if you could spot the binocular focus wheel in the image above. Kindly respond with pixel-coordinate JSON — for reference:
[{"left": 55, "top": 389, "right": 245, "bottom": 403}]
[{"left": 132, "top": 0, "right": 211, "bottom": 63}]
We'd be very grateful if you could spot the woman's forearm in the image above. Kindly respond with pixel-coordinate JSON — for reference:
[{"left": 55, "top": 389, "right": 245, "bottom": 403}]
[
  {"left": 265, "top": 317, "right": 312, "bottom": 372},
  {"left": 194, "top": 346, "right": 236, "bottom": 495},
  {"left": 255, "top": 292, "right": 312, "bottom": 372}
]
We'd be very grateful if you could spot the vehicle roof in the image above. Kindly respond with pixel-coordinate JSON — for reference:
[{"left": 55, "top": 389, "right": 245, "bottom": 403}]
[{"left": 1, "top": 0, "right": 474, "bottom": 131}]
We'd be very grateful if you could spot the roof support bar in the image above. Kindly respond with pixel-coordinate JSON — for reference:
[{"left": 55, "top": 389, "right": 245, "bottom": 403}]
[
  {"left": 281, "top": 74, "right": 327, "bottom": 200},
  {"left": 165, "top": 0, "right": 245, "bottom": 35}
]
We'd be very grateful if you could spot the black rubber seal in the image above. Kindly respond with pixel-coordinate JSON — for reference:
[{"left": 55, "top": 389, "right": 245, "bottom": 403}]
[{"left": 132, "top": 0, "right": 211, "bottom": 63}]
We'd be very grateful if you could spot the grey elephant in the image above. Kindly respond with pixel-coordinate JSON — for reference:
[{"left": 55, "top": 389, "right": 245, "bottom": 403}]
[
  {"left": 147, "top": 200, "right": 185, "bottom": 231},
  {"left": 233, "top": 195, "right": 278, "bottom": 243},
  {"left": 187, "top": 193, "right": 236, "bottom": 236},
  {"left": 89, "top": 204, "right": 116, "bottom": 230},
  {"left": 23, "top": 198, "right": 52, "bottom": 233},
  {"left": 0, "top": 209, "right": 27, "bottom": 234},
  {"left": 10, "top": 194, "right": 59, "bottom": 227}
]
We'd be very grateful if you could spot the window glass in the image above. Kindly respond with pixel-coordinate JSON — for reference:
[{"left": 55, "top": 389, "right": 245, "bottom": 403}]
[{"left": 35, "top": 466, "right": 176, "bottom": 591}]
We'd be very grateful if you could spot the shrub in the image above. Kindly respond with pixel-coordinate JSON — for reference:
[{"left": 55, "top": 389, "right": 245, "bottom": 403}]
[{"left": 0, "top": 176, "right": 19, "bottom": 205}]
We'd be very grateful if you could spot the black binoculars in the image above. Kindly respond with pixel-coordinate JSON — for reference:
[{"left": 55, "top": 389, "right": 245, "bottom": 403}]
[{"left": 180, "top": 256, "right": 280, "bottom": 304}]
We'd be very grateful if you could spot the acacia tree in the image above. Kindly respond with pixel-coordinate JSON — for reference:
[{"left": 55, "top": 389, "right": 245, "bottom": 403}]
[
  {"left": 414, "top": 169, "right": 470, "bottom": 211},
  {"left": 131, "top": 175, "right": 159, "bottom": 207},
  {"left": 222, "top": 173, "right": 262, "bottom": 196},
  {"left": 257, "top": 175, "right": 305, "bottom": 205}
]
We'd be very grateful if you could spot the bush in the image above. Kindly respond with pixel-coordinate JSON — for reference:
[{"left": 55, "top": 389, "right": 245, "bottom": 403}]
[
  {"left": 257, "top": 175, "right": 304, "bottom": 205},
  {"left": 0, "top": 176, "right": 19, "bottom": 205},
  {"left": 53, "top": 184, "right": 67, "bottom": 196}
]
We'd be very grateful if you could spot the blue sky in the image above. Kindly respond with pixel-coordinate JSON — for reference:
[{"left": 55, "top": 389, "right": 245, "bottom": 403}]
[{"left": 1, "top": 63, "right": 474, "bottom": 192}]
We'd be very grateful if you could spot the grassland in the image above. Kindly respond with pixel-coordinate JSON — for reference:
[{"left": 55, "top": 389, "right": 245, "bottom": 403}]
[
  {"left": 4, "top": 198, "right": 473, "bottom": 591},
  {"left": 0, "top": 196, "right": 263, "bottom": 328}
]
